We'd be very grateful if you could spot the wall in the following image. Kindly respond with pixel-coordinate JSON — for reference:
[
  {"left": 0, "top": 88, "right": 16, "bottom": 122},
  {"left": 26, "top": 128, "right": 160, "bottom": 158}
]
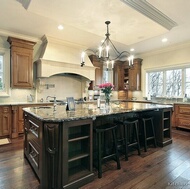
[
  {"left": 137, "top": 42, "right": 190, "bottom": 100},
  {"left": 36, "top": 74, "right": 89, "bottom": 102},
  {"left": 0, "top": 35, "right": 91, "bottom": 103}
]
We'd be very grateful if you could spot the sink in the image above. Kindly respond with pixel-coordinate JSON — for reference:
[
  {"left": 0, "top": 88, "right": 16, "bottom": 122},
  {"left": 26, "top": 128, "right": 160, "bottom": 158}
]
[{"left": 34, "top": 106, "right": 52, "bottom": 109}]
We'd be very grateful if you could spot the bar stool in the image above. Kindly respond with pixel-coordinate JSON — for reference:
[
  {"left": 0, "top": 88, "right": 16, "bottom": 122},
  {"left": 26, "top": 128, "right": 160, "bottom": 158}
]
[
  {"left": 142, "top": 116, "right": 157, "bottom": 152},
  {"left": 94, "top": 123, "right": 121, "bottom": 178},
  {"left": 123, "top": 118, "right": 141, "bottom": 160}
]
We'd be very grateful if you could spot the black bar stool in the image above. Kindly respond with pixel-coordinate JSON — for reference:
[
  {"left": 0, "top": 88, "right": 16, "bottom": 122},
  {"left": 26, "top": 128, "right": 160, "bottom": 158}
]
[
  {"left": 142, "top": 116, "right": 157, "bottom": 152},
  {"left": 114, "top": 118, "right": 141, "bottom": 161},
  {"left": 123, "top": 118, "right": 141, "bottom": 160},
  {"left": 94, "top": 123, "right": 121, "bottom": 178}
]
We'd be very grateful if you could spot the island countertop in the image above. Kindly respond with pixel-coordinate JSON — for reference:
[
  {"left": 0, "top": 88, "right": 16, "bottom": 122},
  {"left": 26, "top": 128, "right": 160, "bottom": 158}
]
[{"left": 23, "top": 102, "right": 173, "bottom": 122}]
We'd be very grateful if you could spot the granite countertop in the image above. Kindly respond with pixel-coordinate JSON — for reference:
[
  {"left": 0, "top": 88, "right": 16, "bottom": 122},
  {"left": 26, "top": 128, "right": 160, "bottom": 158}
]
[
  {"left": 23, "top": 102, "right": 173, "bottom": 122},
  {"left": 0, "top": 101, "right": 53, "bottom": 106}
]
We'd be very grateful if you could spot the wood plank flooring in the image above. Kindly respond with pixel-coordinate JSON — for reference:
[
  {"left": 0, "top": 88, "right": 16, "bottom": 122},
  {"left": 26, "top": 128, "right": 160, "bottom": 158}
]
[{"left": 0, "top": 129, "right": 190, "bottom": 189}]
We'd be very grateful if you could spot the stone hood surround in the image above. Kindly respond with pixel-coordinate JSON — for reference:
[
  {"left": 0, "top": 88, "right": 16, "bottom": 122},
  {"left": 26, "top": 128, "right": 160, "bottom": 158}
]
[{"left": 35, "top": 35, "right": 96, "bottom": 80}]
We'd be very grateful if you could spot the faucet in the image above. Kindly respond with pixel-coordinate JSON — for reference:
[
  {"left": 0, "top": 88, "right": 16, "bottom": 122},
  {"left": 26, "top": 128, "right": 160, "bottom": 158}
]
[
  {"left": 46, "top": 96, "right": 57, "bottom": 111},
  {"left": 46, "top": 96, "right": 56, "bottom": 103}
]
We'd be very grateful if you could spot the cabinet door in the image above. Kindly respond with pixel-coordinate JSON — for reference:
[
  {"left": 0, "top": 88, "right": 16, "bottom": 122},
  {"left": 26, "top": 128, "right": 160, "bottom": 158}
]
[
  {"left": 7, "top": 37, "right": 36, "bottom": 89},
  {"left": 129, "top": 59, "right": 142, "bottom": 91},
  {"left": 11, "top": 47, "right": 33, "bottom": 88},
  {"left": 0, "top": 106, "right": 11, "bottom": 137},
  {"left": 114, "top": 61, "right": 124, "bottom": 90},
  {"left": 18, "top": 106, "right": 25, "bottom": 133}
]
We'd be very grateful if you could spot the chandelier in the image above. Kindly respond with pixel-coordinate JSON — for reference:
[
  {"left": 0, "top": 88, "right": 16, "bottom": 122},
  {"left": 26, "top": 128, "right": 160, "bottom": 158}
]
[{"left": 81, "top": 21, "right": 134, "bottom": 70}]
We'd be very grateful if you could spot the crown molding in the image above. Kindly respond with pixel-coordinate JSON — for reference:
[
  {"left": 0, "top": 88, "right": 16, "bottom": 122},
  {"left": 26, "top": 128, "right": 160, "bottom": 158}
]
[
  {"left": 16, "top": 0, "right": 31, "bottom": 10},
  {"left": 139, "top": 41, "right": 190, "bottom": 57},
  {"left": 121, "top": 0, "right": 177, "bottom": 30},
  {"left": 0, "top": 29, "right": 41, "bottom": 44}
]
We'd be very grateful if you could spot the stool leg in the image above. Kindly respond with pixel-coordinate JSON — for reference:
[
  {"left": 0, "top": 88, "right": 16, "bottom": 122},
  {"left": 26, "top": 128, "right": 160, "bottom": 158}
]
[
  {"left": 112, "top": 129, "right": 121, "bottom": 169},
  {"left": 134, "top": 122, "right": 141, "bottom": 155},
  {"left": 151, "top": 118, "right": 157, "bottom": 148},
  {"left": 97, "top": 132, "right": 102, "bottom": 178},
  {"left": 124, "top": 124, "right": 129, "bottom": 161},
  {"left": 143, "top": 119, "right": 147, "bottom": 152}
]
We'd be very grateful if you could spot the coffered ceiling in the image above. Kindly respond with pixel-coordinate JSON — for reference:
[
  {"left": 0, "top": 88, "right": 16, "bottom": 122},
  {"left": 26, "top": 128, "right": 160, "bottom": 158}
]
[{"left": 1, "top": 0, "right": 190, "bottom": 55}]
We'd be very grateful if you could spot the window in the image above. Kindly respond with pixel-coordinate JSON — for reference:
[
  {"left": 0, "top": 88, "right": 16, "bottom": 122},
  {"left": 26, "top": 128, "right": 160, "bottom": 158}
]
[
  {"left": 148, "top": 71, "right": 163, "bottom": 96},
  {"left": 185, "top": 68, "right": 190, "bottom": 95},
  {"left": 0, "top": 55, "right": 3, "bottom": 90},
  {"left": 165, "top": 69, "right": 182, "bottom": 96},
  {"left": 0, "top": 48, "right": 10, "bottom": 96},
  {"left": 147, "top": 67, "right": 188, "bottom": 97}
]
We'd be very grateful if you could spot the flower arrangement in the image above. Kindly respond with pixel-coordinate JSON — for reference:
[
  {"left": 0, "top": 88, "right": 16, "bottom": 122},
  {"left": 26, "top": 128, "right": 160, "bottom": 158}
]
[{"left": 99, "top": 82, "right": 114, "bottom": 104}]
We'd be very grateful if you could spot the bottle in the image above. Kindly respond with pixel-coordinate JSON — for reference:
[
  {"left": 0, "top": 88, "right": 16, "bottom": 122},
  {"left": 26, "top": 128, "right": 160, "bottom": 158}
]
[
  {"left": 147, "top": 92, "right": 151, "bottom": 101},
  {"left": 97, "top": 96, "right": 100, "bottom": 108},
  {"left": 183, "top": 94, "right": 188, "bottom": 102}
]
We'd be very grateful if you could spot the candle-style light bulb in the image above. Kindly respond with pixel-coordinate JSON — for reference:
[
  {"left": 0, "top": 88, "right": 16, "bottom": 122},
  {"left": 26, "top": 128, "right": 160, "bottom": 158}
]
[
  {"left": 128, "top": 57, "right": 131, "bottom": 66},
  {"left": 131, "top": 55, "right": 134, "bottom": 65},
  {"left": 81, "top": 52, "right": 85, "bottom": 63},
  {"left": 106, "top": 46, "right": 109, "bottom": 57},
  {"left": 111, "top": 60, "right": 114, "bottom": 69},
  {"left": 99, "top": 46, "right": 102, "bottom": 58},
  {"left": 106, "top": 60, "right": 109, "bottom": 71}
]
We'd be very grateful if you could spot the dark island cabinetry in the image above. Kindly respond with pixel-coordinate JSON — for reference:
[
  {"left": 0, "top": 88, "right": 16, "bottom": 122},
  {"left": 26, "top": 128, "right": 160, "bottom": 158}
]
[
  {"left": 24, "top": 113, "right": 94, "bottom": 189},
  {"left": 147, "top": 107, "right": 172, "bottom": 147}
]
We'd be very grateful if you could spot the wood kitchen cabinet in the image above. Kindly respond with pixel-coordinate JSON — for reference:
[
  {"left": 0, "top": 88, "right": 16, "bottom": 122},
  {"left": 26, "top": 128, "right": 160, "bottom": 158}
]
[
  {"left": 113, "top": 61, "right": 126, "bottom": 90},
  {"left": 88, "top": 55, "right": 103, "bottom": 90},
  {"left": 0, "top": 106, "right": 11, "bottom": 138},
  {"left": 128, "top": 58, "right": 142, "bottom": 91},
  {"left": 154, "top": 108, "right": 172, "bottom": 147},
  {"left": 174, "top": 103, "right": 190, "bottom": 130},
  {"left": 11, "top": 103, "right": 52, "bottom": 138},
  {"left": 114, "top": 58, "right": 142, "bottom": 91},
  {"left": 7, "top": 37, "right": 36, "bottom": 88},
  {"left": 142, "top": 107, "right": 172, "bottom": 147},
  {"left": 24, "top": 111, "right": 94, "bottom": 189}
]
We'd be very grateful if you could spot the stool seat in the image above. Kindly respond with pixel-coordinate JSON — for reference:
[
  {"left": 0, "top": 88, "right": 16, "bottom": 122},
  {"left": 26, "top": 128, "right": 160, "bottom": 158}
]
[
  {"left": 94, "top": 123, "right": 121, "bottom": 178},
  {"left": 142, "top": 116, "right": 157, "bottom": 152}
]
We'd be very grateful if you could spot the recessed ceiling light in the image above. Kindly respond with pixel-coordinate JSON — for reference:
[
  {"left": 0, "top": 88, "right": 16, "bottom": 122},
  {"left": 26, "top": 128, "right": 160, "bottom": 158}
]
[
  {"left": 162, "top": 38, "right": 168, "bottom": 43},
  {"left": 58, "top": 25, "right": 64, "bottom": 30},
  {"left": 130, "top": 48, "right": 135, "bottom": 52}
]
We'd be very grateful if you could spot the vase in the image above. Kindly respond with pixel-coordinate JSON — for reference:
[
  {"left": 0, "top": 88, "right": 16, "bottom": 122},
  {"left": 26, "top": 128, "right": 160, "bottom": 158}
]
[{"left": 105, "top": 93, "right": 110, "bottom": 106}]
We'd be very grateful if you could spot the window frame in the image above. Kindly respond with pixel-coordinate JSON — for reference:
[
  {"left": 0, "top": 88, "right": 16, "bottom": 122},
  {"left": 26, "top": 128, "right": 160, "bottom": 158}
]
[{"left": 146, "top": 66, "right": 190, "bottom": 98}]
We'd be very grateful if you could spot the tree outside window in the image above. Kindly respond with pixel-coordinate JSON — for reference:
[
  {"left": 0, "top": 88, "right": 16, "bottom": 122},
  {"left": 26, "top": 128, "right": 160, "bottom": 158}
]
[
  {"left": 148, "top": 71, "right": 163, "bottom": 96},
  {"left": 147, "top": 68, "right": 186, "bottom": 98},
  {"left": 185, "top": 68, "right": 190, "bottom": 95},
  {"left": 0, "top": 55, "right": 3, "bottom": 91},
  {"left": 166, "top": 69, "right": 182, "bottom": 97}
]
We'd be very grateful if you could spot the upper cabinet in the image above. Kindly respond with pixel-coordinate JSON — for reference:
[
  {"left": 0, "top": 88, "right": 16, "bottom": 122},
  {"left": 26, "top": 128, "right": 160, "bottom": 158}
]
[
  {"left": 88, "top": 55, "right": 103, "bottom": 90},
  {"left": 129, "top": 58, "right": 142, "bottom": 91},
  {"left": 7, "top": 37, "right": 36, "bottom": 88},
  {"left": 113, "top": 60, "right": 125, "bottom": 90},
  {"left": 114, "top": 58, "right": 142, "bottom": 91}
]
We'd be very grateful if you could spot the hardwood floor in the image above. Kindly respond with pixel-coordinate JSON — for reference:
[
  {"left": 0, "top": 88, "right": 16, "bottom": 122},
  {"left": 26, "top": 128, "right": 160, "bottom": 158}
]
[{"left": 0, "top": 129, "right": 190, "bottom": 189}]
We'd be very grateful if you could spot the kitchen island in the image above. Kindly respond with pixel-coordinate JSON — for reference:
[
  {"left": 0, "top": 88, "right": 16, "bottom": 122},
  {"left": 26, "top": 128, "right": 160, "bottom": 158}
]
[{"left": 23, "top": 102, "right": 173, "bottom": 189}]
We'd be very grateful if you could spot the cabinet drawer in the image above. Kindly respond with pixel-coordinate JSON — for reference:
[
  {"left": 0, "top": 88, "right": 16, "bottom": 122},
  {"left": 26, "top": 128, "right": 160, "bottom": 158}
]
[
  {"left": 28, "top": 119, "right": 40, "bottom": 144},
  {"left": 3, "top": 107, "right": 10, "bottom": 113},
  {"left": 176, "top": 117, "right": 190, "bottom": 129},
  {"left": 28, "top": 141, "right": 40, "bottom": 177},
  {"left": 176, "top": 105, "right": 190, "bottom": 115}
]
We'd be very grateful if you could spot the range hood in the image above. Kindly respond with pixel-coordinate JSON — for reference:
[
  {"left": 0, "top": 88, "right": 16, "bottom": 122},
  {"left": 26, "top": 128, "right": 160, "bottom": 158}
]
[{"left": 35, "top": 35, "right": 96, "bottom": 80}]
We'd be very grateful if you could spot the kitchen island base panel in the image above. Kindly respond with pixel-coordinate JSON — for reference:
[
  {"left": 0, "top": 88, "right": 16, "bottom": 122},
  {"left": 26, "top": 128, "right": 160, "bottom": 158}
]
[{"left": 23, "top": 102, "right": 173, "bottom": 188}]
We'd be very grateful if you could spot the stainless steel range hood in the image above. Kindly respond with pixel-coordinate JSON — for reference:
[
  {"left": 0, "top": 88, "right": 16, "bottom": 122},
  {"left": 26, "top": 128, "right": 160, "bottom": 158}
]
[{"left": 35, "top": 35, "right": 96, "bottom": 80}]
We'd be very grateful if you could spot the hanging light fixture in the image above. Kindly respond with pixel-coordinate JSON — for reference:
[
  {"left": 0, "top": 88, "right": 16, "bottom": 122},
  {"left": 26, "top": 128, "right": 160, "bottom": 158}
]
[{"left": 81, "top": 21, "right": 134, "bottom": 70}]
